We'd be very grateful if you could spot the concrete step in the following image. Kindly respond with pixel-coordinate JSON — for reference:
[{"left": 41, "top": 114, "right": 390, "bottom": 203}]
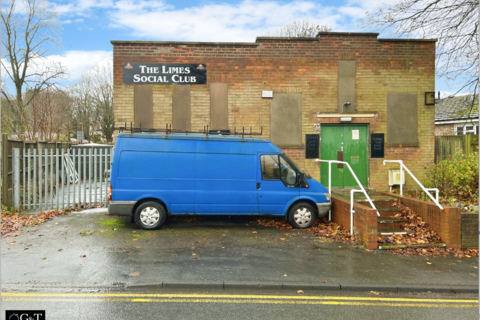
[
  {"left": 334, "top": 193, "right": 398, "bottom": 203},
  {"left": 378, "top": 243, "right": 447, "bottom": 250},
  {"left": 377, "top": 227, "right": 415, "bottom": 236},
  {"left": 377, "top": 217, "right": 408, "bottom": 224},
  {"left": 376, "top": 205, "right": 400, "bottom": 213}
]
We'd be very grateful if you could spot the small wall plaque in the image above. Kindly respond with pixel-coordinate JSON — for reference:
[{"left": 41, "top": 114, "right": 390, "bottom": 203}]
[
  {"left": 262, "top": 91, "right": 273, "bottom": 98},
  {"left": 371, "top": 133, "right": 384, "bottom": 158},
  {"left": 305, "top": 134, "right": 319, "bottom": 159}
]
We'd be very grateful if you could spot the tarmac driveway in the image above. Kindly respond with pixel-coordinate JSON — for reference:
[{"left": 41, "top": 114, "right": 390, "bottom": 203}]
[{"left": 1, "top": 209, "right": 478, "bottom": 292}]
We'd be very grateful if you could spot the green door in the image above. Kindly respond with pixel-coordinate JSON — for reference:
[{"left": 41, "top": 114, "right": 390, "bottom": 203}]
[{"left": 320, "top": 124, "right": 368, "bottom": 188}]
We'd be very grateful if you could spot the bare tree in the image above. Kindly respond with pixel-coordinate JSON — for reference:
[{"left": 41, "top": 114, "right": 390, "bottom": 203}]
[
  {"left": 266, "top": 18, "right": 332, "bottom": 37},
  {"left": 1, "top": 0, "right": 67, "bottom": 139},
  {"left": 71, "top": 73, "right": 94, "bottom": 141},
  {"left": 28, "top": 88, "right": 72, "bottom": 140},
  {"left": 70, "top": 62, "right": 114, "bottom": 143},
  {"left": 90, "top": 63, "right": 114, "bottom": 143},
  {"left": 361, "top": 0, "right": 479, "bottom": 96}
]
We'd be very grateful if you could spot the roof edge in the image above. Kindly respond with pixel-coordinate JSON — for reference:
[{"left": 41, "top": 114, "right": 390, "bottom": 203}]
[
  {"left": 316, "top": 32, "right": 379, "bottom": 37},
  {"left": 378, "top": 38, "right": 438, "bottom": 42},
  {"left": 255, "top": 37, "right": 319, "bottom": 42},
  {"left": 110, "top": 40, "right": 258, "bottom": 46}
]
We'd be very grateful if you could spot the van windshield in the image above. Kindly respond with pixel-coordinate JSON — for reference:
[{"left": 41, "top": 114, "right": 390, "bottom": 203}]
[{"left": 281, "top": 154, "right": 312, "bottom": 179}]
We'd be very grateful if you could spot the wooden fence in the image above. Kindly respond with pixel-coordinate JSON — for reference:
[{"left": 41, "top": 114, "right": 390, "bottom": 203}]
[
  {"left": 435, "top": 134, "right": 479, "bottom": 163},
  {"left": 1, "top": 133, "right": 71, "bottom": 208}
]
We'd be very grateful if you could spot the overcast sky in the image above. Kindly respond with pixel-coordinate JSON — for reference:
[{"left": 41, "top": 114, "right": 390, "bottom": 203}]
[{"left": 6, "top": 0, "right": 465, "bottom": 95}]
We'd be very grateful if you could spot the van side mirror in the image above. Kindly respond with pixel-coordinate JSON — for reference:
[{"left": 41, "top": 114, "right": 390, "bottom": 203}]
[{"left": 296, "top": 172, "right": 306, "bottom": 187}]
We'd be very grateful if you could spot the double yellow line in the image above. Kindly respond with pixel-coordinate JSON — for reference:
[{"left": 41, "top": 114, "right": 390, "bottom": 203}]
[{"left": 2, "top": 293, "right": 478, "bottom": 308}]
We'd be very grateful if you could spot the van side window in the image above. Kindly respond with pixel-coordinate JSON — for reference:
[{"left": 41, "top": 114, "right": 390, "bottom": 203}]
[
  {"left": 279, "top": 156, "right": 297, "bottom": 186},
  {"left": 261, "top": 155, "right": 281, "bottom": 180}
]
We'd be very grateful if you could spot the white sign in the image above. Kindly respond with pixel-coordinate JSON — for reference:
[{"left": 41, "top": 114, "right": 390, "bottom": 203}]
[
  {"left": 352, "top": 130, "right": 359, "bottom": 140},
  {"left": 314, "top": 124, "right": 320, "bottom": 133},
  {"left": 262, "top": 91, "right": 273, "bottom": 98}
]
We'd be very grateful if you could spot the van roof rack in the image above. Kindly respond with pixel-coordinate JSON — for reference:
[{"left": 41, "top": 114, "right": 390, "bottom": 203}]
[{"left": 113, "top": 122, "right": 262, "bottom": 139}]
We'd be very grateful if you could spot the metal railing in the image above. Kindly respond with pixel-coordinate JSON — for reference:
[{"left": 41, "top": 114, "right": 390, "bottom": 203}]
[
  {"left": 12, "top": 147, "right": 113, "bottom": 211},
  {"left": 315, "top": 159, "right": 380, "bottom": 233},
  {"left": 383, "top": 160, "right": 444, "bottom": 210}
]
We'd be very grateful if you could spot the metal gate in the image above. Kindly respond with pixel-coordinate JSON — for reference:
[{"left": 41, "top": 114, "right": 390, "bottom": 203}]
[{"left": 12, "top": 146, "right": 113, "bottom": 211}]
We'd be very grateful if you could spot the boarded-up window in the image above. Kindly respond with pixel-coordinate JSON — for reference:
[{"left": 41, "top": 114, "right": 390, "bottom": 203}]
[
  {"left": 173, "top": 85, "right": 191, "bottom": 131},
  {"left": 270, "top": 93, "right": 302, "bottom": 146},
  {"left": 338, "top": 60, "right": 355, "bottom": 113},
  {"left": 387, "top": 93, "right": 418, "bottom": 146},
  {"left": 134, "top": 84, "right": 153, "bottom": 128},
  {"left": 210, "top": 83, "right": 228, "bottom": 130}
]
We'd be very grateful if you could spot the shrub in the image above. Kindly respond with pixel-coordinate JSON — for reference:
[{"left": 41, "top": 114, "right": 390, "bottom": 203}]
[{"left": 425, "top": 152, "right": 478, "bottom": 201}]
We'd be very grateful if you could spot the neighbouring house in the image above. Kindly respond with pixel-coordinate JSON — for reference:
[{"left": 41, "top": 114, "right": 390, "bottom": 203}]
[
  {"left": 111, "top": 32, "right": 437, "bottom": 191},
  {"left": 435, "top": 94, "right": 479, "bottom": 136}
]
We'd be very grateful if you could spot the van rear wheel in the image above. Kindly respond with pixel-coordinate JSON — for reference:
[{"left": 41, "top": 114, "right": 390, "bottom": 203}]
[
  {"left": 134, "top": 201, "right": 166, "bottom": 230},
  {"left": 288, "top": 202, "right": 316, "bottom": 229}
]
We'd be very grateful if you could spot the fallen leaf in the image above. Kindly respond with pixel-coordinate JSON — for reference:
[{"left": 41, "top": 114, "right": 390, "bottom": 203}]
[
  {"left": 252, "top": 231, "right": 258, "bottom": 234},
  {"left": 427, "top": 262, "right": 432, "bottom": 264},
  {"left": 80, "top": 254, "right": 86, "bottom": 258},
  {"left": 58, "top": 248, "right": 63, "bottom": 251},
  {"left": 280, "top": 238, "right": 286, "bottom": 241},
  {"left": 132, "top": 238, "right": 138, "bottom": 241},
  {"left": 297, "top": 290, "right": 304, "bottom": 294},
  {"left": 40, "top": 257, "right": 46, "bottom": 260},
  {"left": 10, "top": 241, "right": 15, "bottom": 244},
  {"left": 323, "top": 280, "right": 327, "bottom": 283},
  {"left": 129, "top": 272, "right": 140, "bottom": 277}
]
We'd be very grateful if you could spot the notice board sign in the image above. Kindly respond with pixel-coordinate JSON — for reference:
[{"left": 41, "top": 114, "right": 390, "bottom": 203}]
[
  {"left": 123, "top": 63, "right": 207, "bottom": 84},
  {"left": 371, "top": 133, "right": 384, "bottom": 158},
  {"left": 305, "top": 134, "right": 319, "bottom": 159}
]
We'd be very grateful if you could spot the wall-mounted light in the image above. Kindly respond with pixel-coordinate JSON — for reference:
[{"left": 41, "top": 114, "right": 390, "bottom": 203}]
[
  {"left": 425, "top": 92, "right": 435, "bottom": 105},
  {"left": 341, "top": 101, "right": 351, "bottom": 113},
  {"left": 340, "top": 117, "right": 352, "bottom": 122}
]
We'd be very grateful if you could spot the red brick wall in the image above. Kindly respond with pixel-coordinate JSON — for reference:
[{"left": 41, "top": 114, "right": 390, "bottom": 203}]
[
  {"left": 354, "top": 204, "right": 379, "bottom": 250},
  {"left": 381, "top": 193, "right": 461, "bottom": 248},
  {"left": 112, "top": 35, "right": 436, "bottom": 190},
  {"left": 331, "top": 195, "right": 378, "bottom": 250}
]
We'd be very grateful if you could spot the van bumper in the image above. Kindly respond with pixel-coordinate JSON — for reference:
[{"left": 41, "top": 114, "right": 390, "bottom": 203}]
[
  {"left": 316, "top": 202, "right": 331, "bottom": 217},
  {"left": 108, "top": 201, "right": 136, "bottom": 216}
]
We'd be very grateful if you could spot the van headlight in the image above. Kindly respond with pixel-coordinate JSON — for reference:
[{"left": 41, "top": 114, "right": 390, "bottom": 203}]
[{"left": 324, "top": 193, "right": 331, "bottom": 201}]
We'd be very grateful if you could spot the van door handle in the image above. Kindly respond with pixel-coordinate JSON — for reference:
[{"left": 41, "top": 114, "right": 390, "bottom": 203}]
[{"left": 256, "top": 183, "right": 261, "bottom": 189}]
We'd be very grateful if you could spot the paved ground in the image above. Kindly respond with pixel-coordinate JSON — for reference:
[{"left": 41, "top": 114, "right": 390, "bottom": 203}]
[{"left": 1, "top": 208, "right": 478, "bottom": 293}]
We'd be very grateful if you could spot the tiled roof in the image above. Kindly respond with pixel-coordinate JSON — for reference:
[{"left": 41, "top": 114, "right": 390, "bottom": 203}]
[{"left": 435, "top": 94, "right": 479, "bottom": 121}]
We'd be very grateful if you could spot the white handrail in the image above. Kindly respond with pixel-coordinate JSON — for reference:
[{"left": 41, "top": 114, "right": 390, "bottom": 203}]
[
  {"left": 315, "top": 159, "right": 380, "bottom": 232},
  {"left": 383, "top": 160, "right": 444, "bottom": 210}
]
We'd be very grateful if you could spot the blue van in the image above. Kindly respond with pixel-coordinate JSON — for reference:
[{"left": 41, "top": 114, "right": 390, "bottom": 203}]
[{"left": 108, "top": 133, "right": 331, "bottom": 229}]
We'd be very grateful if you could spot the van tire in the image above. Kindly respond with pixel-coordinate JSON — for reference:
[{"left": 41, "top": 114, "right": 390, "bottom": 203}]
[
  {"left": 134, "top": 201, "right": 166, "bottom": 230},
  {"left": 288, "top": 202, "right": 316, "bottom": 229}
]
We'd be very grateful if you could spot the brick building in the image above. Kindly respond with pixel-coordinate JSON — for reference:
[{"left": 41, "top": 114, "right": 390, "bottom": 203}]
[
  {"left": 435, "top": 94, "right": 478, "bottom": 136},
  {"left": 111, "top": 32, "right": 436, "bottom": 191}
]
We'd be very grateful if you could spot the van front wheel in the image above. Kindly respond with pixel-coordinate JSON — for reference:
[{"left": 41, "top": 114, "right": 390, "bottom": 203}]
[
  {"left": 288, "top": 202, "right": 316, "bottom": 229},
  {"left": 134, "top": 201, "right": 166, "bottom": 230}
]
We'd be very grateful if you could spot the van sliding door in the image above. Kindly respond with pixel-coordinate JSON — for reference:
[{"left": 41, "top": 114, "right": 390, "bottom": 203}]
[{"left": 194, "top": 152, "right": 258, "bottom": 215}]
